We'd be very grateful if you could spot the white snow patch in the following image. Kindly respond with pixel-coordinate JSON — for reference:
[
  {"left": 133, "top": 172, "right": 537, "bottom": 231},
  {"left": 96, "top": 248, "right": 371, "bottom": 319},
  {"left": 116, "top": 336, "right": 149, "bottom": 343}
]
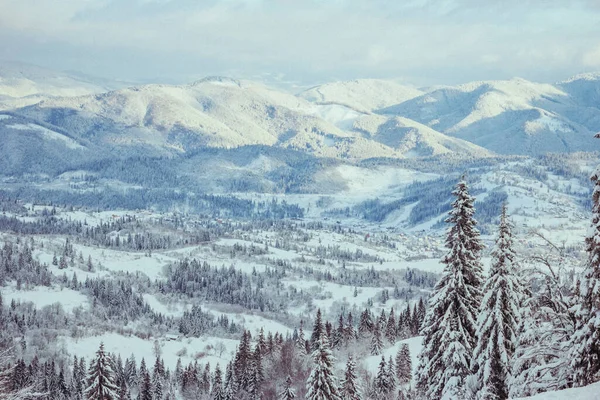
[
  {"left": 514, "top": 381, "right": 600, "bottom": 400},
  {"left": 59, "top": 333, "right": 239, "bottom": 370},
  {"left": 7, "top": 123, "right": 84, "bottom": 149},
  {"left": 1, "top": 285, "right": 88, "bottom": 312}
]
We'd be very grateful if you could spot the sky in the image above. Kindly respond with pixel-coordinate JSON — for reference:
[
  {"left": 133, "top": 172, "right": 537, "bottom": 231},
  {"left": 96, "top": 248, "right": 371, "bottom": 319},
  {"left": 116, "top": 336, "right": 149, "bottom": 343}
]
[{"left": 1, "top": 0, "right": 600, "bottom": 89}]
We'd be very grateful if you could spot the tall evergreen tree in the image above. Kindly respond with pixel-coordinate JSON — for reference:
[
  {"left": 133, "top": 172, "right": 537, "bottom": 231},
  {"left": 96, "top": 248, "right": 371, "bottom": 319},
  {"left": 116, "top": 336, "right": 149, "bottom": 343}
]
[
  {"left": 370, "top": 323, "right": 384, "bottom": 356},
  {"left": 211, "top": 364, "right": 225, "bottom": 400},
  {"left": 306, "top": 333, "right": 341, "bottom": 400},
  {"left": 372, "top": 356, "right": 391, "bottom": 400},
  {"left": 84, "top": 343, "right": 119, "bottom": 400},
  {"left": 571, "top": 139, "right": 600, "bottom": 386},
  {"left": 386, "top": 356, "right": 396, "bottom": 395},
  {"left": 385, "top": 310, "right": 397, "bottom": 344},
  {"left": 296, "top": 322, "right": 307, "bottom": 357},
  {"left": 471, "top": 205, "right": 521, "bottom": 400},
  {"left": 415, "top": 178, "right": 484, "bottom": 399},
  {"left": 279, "top": 376, "right": 296, "bottom": 400},
  {"left": 124, "top": 355, "right": 137, "bottom": 388},
  {"left": 311, "top": 309, "right": 324, "bottom": 351},
  {"left": 339, "top": 356, "right": 361, "bottom": 400},
  {"left": 139, "top": 371, "right": 152, "bottom": 400},
  {"left": 395, "top": 344, "right": 411, "bottom": 386}
]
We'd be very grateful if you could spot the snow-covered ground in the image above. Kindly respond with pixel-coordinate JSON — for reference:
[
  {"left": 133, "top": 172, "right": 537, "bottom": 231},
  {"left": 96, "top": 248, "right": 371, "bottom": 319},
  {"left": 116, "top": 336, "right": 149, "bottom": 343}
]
[
  {"left": 514, "top": 381, "right": 600, "bottom": 400},
  {"left": 1, "top": 284, "right": 88, "bottom": 312},
  {"left": 59, "top": 333, "right": 239, "bottom": 370}
]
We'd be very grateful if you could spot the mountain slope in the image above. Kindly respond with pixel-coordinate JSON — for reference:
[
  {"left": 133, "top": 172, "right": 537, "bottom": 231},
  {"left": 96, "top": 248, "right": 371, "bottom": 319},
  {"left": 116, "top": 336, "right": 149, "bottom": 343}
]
[
  {"left": 378, "top": 78, "right": 599, "bottom": 155},
  {"left": 299, "top": 79, "right": 423, "bottom": 112},
  {"left": 10, "top": 77, "right": 433, "bottom": 161},
  {"left": 0, "top": 61, "right": 122, "bottom": 110},
  {"left": 352, "top": 114, "right": 492, "bottom": 158}
]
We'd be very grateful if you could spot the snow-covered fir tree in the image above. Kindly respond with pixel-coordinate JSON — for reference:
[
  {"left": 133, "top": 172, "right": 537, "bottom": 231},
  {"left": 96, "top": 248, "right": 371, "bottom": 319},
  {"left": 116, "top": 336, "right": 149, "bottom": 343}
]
[
  {"left": 339, "top": 355, "right": 361, "bottom": 400},
  {"left": 395, "top": 344, "right": 411, "bottom": 386},
  {"left": 471, "top": 205, "right": 521, "bottom": 400},
  {"left": 571, "top": 139, "right": 600, "bottom": 386},
  {"left": 311, "top": 309, "right": 325, "bottom": 351},
  {"left": 211, "top": 364, "right": 225, "bottom": 400},
  {"left": 279, "top": 376, "right": 296, "bottom": 400},
  {"left": 415, "top": 178, "right": 484, "bottom": 399},
  {"left": 371, "top": 323, "right": 384, "bottom": 356},
  {"left": 372, "top": 356, "right": 392, "bottom": 400},
  {"left": 84, "top": 343, "right": 119, "bottom": 400},
  {"left": 306, "top": 333, "right": 341, "bottom": 400},
  {"left": 386, "top": 356, "right": 396, "bottom": 395},
  {"left": 139, "top": 370, "right": 152, "bottom": 400}
]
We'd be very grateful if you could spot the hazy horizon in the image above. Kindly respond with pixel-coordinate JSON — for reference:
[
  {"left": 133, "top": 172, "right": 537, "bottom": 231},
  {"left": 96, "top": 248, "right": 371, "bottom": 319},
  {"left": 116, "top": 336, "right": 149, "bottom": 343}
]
[{"left": 2, "top": 0, "right": 600, "bottom": 90}]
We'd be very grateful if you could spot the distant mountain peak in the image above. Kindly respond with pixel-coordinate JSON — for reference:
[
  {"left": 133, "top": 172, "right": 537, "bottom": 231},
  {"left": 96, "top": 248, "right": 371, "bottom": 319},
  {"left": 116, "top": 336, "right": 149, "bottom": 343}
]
[{"left": 189, "top": 76, "right": 242, "bottom": 88}]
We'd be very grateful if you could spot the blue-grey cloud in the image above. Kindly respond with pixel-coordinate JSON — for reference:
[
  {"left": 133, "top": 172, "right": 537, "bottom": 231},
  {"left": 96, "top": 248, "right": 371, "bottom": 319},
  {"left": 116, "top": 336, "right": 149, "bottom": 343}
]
[{"left": 1, "top": 0, "right": 599, "bottom": 88}]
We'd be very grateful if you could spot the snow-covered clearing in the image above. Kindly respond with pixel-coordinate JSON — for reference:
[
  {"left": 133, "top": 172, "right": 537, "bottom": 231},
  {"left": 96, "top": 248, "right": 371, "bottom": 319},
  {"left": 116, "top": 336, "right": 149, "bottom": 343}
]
[
  {"left": 1, "top": 284, "right": 88, "bottom": 312},
  {"left": 59, "top": 333, "right": 239, "bottom": 370}
]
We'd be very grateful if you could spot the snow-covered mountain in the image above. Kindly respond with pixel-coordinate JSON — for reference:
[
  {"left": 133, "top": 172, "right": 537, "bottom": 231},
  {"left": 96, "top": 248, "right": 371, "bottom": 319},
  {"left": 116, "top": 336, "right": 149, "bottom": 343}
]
[
  {"left": 378, "top": 77, "right": 600, "bottom": 155},
  {"left": 0, "top": 61, "right": 123, "bottom": 110},
  {"left": 2, "top": 62, "right": 600, "bottom": 174},
  {"left": 9, "top": 75, "right": 490, "bottom": 161},
  {"left": 299, "top": 79, "right": 423, "bottom": 112}
]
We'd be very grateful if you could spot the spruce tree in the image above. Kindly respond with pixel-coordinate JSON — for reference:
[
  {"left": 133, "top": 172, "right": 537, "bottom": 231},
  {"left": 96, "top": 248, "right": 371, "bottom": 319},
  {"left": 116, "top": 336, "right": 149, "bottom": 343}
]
[
  {"left": 339, "top": 356, "right": 361, "bottom": 400},
  {"left": 279, "top": 376, "right": 296, "bottom": 400},
  {"left": 311, "top": 309, "right": 324, "bottom": 351},
  {"left": 211, "top": 364, "right": 225, "bottom": 400},
  {"left": 306, "top": 333, "right": 341, "bottom": 400},
  {"left": 373, "top": 356, "right": 391, "bottom": 399},
  {"left": 370, "top": 323, "right": 384, "bottom": 356},
  {"left": 139, "top": 371, "right": 152, "bottom": 400},
  {"left": 395, "top": 344, "right": 411, "bottom": 386},
  {"left": 296, "top": 322, "right": 307, "bottom": 357},
  {"left": 471, "top": 205, "right": 521, "bottom": 400},
  {"left": 385, "top": 310, "right": 397, "bottom": 344},
  {"left": 124, "top": 355, "right": 137, "bottom": 388},
  {"left": 571, "top": 142, "right": 600, "bottom": 386},
  {"left": 415, "top": 178, "right": 484, "bottom": 399},
  {"left": 84, "top": 343, "right": 119, "bottom": 400},
  {"left": 386, "top": 356, "right": 396, "bottom": 395}
]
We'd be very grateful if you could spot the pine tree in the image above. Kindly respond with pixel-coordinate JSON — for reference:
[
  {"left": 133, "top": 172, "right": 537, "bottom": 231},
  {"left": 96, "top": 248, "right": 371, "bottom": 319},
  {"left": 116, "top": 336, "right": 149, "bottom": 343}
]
[
  {"left": 345, "top": 313, "right": 356, "bottom": 343},
  {"left": 223, "top": 363, "right": 235, "bottom": 400},
  {"left": 279, "top": 376, "right": 296, "bottom": 400},
  {"left": 415, "top": 178, "right": 484, "bottom": 400},
  {"left": 201, "top": 363, "right": 211, "bottom": 394},
  {"left": 297, "top": 322, "right": 307, "bottom": 357},
  {"left": 339, "top": 356, "right": 361, "bottom": 400},
  {"left": 571, "top": 145, "right": 600, "bottom": 386},
  {"left": 370, "top": 323, "right": 384, "bottom": 356},
  {"left": 471, "top": 205, "right": 521, "bottom": 400},
  {"left": 139, "top": 370, "right": 152, "bottom": 400},
  {"left": 84, "top": 343, "right": 119, "bottom": 400},
  {"left": 211, "top": 364, "right": 225, "bottom": 400},
  {"left": 358, "top": 309, "right": 373, "bottom": 338},
  {"left": 152, "top": 357, "right": 164, "bottom": 400},
  {"left": 124, "top": 355, "right": 137, "bottom": 388},
  {"left": 311, "top": 309, "right": 324, "bottom": 351},
  {"left": 395, "top": 344, "right": 411, "bottom": 386},
  {"left": 385, "top": 309, "right": 397, "bottom": 344},
  {"left": 306, "top": 333, "right": 341, "bottom": 400},
  {"left": 57, "top": 367, "right": 70, "bottom": 399},
  {"left": 333, "top": 314, "right": 345, "bottom": 349},
  {"left": 373, "top": 356, "right": 391, "bottom": 400},
  {"left": 118, "top": 383, "right": 131, "bottom": 400},
  {"left": 386, "top": 356, "right": 396, "bottom": 394}
]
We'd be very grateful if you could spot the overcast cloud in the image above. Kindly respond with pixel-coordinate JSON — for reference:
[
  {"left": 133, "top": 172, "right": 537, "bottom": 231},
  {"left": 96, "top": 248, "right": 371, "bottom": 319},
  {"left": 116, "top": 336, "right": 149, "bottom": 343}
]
[{"left": 1, "top": 0, "right": 599, "bottom": 89}]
